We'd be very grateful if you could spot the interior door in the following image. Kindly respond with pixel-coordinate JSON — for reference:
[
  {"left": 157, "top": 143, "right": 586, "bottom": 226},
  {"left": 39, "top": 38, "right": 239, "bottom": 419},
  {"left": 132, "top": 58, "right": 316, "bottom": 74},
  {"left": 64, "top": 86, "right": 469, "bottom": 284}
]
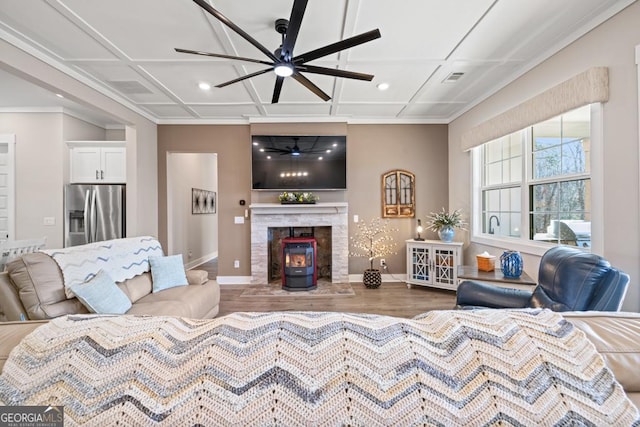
[{"left": 0, "top": 135, "right": 16, "bottom": 242}]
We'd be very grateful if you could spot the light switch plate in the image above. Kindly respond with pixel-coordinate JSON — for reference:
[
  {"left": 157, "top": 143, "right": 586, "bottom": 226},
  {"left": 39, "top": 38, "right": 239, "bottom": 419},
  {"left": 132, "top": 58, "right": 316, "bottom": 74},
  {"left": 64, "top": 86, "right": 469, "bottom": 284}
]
[
  {"left": 234, "top": 216, "right": 244, "bottom": 224},
  {"left": 43, "top": 217, "right": 55, "bottom": 226}
]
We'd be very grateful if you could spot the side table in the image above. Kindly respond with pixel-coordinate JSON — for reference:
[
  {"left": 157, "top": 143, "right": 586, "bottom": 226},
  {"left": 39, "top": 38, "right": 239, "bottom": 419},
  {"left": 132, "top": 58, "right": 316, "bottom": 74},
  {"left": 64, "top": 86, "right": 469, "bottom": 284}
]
[{"left": 457, "top": 266, "right": 536, "bottom": 290}]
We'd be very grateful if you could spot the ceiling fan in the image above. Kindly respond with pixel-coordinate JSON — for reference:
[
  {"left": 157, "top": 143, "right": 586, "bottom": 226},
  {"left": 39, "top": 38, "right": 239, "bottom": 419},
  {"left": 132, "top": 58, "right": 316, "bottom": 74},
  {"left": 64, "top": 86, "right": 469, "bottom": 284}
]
[
  {"left": 175, "top": 0, "right": 381, "bottom": 103},
  {"left": 263, "top": 137, "right": 324, "bottom": 156}
]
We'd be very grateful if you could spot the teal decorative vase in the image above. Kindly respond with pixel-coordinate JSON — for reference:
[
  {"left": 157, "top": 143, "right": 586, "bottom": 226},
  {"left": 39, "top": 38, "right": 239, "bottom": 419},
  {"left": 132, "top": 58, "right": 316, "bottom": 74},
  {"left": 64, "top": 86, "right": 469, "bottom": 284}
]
[{"left": 438, "top": 225, "right": 455, "bottom": 242}]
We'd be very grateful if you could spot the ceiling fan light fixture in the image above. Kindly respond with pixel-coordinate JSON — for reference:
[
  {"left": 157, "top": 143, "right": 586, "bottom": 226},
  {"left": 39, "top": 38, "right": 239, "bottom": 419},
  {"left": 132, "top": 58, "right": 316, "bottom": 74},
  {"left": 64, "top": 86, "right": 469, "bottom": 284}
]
[{"left": 274, "top": 63, "right": 294, "bottom": 77}]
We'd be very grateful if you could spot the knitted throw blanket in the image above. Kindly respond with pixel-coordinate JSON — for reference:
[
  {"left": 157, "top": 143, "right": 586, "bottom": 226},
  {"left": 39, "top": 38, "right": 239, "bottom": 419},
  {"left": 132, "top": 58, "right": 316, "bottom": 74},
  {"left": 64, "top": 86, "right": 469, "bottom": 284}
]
[
  {"left": 42, "top": 236, "right": 163, "bottom": 298},
  {"left": 0, "top": 310, "right": 638, "bottom": 426}
]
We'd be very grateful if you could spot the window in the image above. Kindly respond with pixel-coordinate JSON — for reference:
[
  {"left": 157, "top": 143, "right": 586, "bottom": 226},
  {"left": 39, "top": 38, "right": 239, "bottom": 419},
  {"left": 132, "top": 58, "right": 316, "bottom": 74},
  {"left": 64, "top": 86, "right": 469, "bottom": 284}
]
[
  {"left": 474, "top": 104, "right": 594, "bottom": 250},
  {"left": 481, "top": 131, "right": 523, "bottom": 238}
]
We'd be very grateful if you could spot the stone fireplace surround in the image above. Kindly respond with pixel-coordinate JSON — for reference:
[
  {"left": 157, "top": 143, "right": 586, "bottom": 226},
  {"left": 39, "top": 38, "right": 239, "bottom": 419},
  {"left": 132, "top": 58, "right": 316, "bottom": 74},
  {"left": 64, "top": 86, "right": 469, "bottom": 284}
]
[{"left": 250, "top": 203, "right": 348, "bottom": 285}]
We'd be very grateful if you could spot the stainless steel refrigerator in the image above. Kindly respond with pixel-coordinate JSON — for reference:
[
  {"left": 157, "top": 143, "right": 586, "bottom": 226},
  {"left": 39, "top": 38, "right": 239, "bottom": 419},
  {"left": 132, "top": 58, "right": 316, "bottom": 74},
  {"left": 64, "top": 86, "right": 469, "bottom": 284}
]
[{"left": 64, "top": 184, "right": 126, "bottom": 247}]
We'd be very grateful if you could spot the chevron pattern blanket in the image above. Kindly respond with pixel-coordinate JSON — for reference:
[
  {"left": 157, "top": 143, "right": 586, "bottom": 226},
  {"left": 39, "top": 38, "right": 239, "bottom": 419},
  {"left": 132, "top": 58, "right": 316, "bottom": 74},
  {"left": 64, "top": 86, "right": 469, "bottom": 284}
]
[
  {"left": 42, "top": 236, "right": 163, "bottom": 298},
  {"left": 0, "top": 310, "right": 638, "bottom": 426}
]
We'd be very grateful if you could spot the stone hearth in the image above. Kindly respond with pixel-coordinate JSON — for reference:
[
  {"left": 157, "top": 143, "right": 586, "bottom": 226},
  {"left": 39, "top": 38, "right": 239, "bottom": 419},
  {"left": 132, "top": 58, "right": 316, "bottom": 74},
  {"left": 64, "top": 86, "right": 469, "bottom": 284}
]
[{"left": 250, "top": 203, "right": 348, "bottom": 285}]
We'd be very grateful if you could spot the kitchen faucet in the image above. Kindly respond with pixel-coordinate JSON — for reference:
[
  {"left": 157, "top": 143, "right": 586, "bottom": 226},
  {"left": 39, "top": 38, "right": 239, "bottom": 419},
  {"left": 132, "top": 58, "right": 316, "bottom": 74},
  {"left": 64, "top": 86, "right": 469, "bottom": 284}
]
[{"left": 489, "top": 215, "right": 501, "bottom": 234}]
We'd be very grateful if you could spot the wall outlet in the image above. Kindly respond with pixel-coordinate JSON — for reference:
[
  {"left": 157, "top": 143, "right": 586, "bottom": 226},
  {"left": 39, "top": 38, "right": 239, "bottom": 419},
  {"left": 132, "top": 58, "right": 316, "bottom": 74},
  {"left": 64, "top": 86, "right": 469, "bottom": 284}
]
[
  {"left": 188, "top": 250, "right": 193, "bottom": 259},
  {"left": 380, "top": 259, "right": 386, "bottom": 266},
  {"left": 234, "top": 260, "right": 240, "bottom": 269}
]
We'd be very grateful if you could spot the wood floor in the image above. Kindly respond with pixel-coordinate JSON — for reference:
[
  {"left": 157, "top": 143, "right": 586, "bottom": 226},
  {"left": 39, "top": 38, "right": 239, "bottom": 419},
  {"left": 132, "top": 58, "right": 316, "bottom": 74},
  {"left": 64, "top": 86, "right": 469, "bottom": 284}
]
[{"left": 195, "top": 259, "right": 458, "bottom": 319}]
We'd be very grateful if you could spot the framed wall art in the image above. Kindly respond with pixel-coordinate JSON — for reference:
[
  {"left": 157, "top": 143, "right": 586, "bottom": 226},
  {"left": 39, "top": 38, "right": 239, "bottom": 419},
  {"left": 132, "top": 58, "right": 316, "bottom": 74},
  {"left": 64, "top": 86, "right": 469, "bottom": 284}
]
[
  {"left": 381, "top": 169, "right": 415, "bottom": 218},
  {"left": 192, "top": 188, "right": 216, "bottom": 214}
]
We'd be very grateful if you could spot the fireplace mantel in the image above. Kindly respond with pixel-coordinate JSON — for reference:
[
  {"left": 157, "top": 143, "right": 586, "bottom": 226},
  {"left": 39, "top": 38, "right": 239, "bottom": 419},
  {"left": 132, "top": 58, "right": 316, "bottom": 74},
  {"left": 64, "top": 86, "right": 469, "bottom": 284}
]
[
  {"left": 250, "top": 202, "right": 348, "bottom": 215},
  {"left": 250, "top": 202, "right": 349, "bottom": 285}
]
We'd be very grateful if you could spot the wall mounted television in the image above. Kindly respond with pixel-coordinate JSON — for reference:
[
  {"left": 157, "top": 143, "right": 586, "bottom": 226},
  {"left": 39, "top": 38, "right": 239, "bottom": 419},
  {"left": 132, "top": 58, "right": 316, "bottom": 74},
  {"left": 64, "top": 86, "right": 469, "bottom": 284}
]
[{"left": 251, "top": 135, "right": 347, "bottom": 190}]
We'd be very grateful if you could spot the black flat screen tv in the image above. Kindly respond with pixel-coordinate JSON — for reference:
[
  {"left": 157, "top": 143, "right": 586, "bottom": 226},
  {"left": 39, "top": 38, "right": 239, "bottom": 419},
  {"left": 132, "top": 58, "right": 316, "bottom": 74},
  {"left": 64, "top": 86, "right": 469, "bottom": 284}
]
[{"left": 251, "top": 135, "right": 347, "bottom": 190}]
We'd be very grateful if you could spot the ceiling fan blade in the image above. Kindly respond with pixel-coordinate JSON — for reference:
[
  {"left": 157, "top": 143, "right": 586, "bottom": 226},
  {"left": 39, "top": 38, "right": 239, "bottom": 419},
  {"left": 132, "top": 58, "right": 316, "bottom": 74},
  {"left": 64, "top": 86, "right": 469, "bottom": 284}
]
[
  {"left": 174, "top": 48, "right": 273, "bottom": 66},
  {"left": 300, "top": 65, "right": 374, "bottom": 81},
  {"left": 292, "top": 73, "right": 331, "bottom": 101},
  {"left": 293, "top": 29, "right": 381, "bottom": 64},
  {"left": 215, "top": 68, "right": 273, "bottom": 88},
  {"left": 192, "top": 0, "right": 278, "bottom": 62},
  {"left": 280, "top": 0, "right": 308, "bottom": 60},
  {"left": 272, "top": 76, "right": 285, "bottom": 104}
]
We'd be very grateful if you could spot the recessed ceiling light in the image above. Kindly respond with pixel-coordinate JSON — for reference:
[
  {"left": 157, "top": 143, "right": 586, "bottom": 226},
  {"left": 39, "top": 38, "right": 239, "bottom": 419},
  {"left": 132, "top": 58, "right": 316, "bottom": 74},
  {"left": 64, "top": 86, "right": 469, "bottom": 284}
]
[
  {"left": 56, "top": 93, "right": 64, "bottom": 98},
  {"left": 376, "top": 82, "right": 390, "bottom": 91},
  {"left": 199, "top": 82, "right": 211, "bottom": 91},
  {"left": 318, "top": 157, "right": 323, "bottom": 160},
  {"left": 326, "top": 149, "right": 331, "bottom": 153}
]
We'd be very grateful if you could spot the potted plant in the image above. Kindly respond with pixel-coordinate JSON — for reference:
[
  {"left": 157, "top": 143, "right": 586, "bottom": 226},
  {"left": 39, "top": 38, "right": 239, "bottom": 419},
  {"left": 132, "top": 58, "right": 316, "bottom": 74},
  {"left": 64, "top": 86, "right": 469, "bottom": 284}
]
[
  {"left": 349, "top": 218, "right": 398, "bottom": 288},
  {"left": 278, "top": 191, "right": 318, "bottom": 204},
  {"left": 426, "top": 208, "right": 466, "bottom": 242}
]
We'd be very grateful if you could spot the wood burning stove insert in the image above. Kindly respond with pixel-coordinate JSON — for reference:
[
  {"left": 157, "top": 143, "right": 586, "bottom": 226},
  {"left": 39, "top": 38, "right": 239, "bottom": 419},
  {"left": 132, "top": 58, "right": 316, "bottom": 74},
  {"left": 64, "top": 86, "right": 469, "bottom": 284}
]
[{"left": 282, "top": 237, "right": 317, "bottom": 291}]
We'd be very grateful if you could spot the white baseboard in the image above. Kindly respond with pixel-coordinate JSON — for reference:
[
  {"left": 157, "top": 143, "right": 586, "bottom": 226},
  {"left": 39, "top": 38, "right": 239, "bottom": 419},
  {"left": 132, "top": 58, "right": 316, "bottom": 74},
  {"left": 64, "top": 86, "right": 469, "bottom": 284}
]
[
  {"left": 217, "top": 274, "right": 407, "bottom": 285},
  {"left": 186, "top": 251, "right": 218, "bottom": 270},
  {"left": 349, "top": 273, "right": 407, "bottom": 283},
  {"left": 216, "top": 276, "right": 252, "bottom": 285}
]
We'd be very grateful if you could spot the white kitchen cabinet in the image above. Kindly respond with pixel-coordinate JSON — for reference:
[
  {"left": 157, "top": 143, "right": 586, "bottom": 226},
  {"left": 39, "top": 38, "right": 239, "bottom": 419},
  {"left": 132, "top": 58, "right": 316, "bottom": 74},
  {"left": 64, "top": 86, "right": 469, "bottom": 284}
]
[
  {"left": 68, "top": 142, "right": 126, "bottom": 183},
  {"left": 405, "top": 239, "right": 463, "bottom": 291}
]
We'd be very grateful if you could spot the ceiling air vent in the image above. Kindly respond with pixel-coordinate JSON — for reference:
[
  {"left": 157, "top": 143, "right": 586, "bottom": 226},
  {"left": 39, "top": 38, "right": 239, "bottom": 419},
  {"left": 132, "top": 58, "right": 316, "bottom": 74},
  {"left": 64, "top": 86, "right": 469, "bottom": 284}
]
[
  {"left": 442, "top": 72, "right": 465, "bottom": 83},
  {"left": 109, "top": 80, "right": 153, "bottom": 94}
]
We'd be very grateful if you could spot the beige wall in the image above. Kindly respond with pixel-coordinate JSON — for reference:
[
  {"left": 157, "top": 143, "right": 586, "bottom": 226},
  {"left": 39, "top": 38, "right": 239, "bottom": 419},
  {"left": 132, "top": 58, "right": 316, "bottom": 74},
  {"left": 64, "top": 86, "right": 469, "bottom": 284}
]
[
  {"left": 0, "top": 111, "right": 127, "bottom": 249},
  {"left": 346, "top": 124, "right": 449, "bottom": 274},
  {"left": 0, "top": 113, "right": 63, "bottom": 247},
  {"left": 1, "top": 39, "right": 158, "bottom": 243},
  {"left": 157, "top": 123, "right": 448, "bottom": 278},
  {"left": 167, "top": 153, "right": 218, "bottom": 267},
  {"left": 448, "top": 2, "right": 640, "bottom": 311},
  {"left": 0, "top": 112, "right": 106, "bottom": 248},
  {"left": 126, "top": 122, "right": 158, "bottom": 238},
  {"left": 105, "top": 128, "right": 125, "bottom": 141},
  {"left": 158, "top": 125, "right": 251, "bottom": 277}
]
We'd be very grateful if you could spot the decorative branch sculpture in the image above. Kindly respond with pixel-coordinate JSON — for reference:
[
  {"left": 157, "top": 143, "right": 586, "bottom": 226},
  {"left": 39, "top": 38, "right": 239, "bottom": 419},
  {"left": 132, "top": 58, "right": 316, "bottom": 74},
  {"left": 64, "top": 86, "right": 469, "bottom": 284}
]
[{"left": 349, "top": 218, "right": 399, "bottom": 271}]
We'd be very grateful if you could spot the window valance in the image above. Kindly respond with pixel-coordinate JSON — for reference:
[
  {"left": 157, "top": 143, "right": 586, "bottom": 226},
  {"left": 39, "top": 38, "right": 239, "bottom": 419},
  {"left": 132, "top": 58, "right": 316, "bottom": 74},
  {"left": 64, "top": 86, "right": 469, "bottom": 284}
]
[{"left": 460, "top": 67, "right": 608, "bottom": 151}]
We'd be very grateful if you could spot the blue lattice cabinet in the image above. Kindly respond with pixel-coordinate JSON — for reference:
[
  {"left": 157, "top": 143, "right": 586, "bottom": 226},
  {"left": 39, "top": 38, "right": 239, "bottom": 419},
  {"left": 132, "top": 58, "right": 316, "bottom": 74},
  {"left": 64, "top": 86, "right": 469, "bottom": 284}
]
[{"left": 405, "top": 239, "right": 463, "bottom": 291}]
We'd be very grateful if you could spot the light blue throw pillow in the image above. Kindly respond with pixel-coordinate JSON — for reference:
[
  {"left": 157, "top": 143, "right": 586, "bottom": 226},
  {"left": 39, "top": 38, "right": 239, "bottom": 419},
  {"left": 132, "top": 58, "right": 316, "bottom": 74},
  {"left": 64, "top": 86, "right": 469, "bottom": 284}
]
[
  {"left": 149, "top": 254, "right": 188, "bottom": 292},
  {"left": 70, "top": 270, "right": 132, "bottom": 314}
]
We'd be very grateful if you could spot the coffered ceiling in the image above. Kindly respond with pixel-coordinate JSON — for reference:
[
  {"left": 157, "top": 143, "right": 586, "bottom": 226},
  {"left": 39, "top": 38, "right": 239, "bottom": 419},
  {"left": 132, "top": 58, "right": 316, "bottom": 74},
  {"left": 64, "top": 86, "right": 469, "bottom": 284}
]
[{"left": 0, "top": 0, "right": 635, "bottom": 126}]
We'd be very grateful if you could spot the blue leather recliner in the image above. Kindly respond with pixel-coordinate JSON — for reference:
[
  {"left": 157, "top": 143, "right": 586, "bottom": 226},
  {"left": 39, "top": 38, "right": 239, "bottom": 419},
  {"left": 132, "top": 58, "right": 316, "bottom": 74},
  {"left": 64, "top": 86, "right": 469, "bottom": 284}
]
[{"left": 456, "top": 246, "right": 630, "bottom": 311}]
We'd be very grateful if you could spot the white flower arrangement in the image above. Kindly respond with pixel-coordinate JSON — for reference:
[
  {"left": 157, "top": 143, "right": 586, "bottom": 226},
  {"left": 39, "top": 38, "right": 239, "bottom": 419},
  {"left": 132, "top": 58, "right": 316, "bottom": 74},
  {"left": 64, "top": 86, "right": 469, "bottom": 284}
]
[{"left": 426, "top": 208, "right": 467, "bottom": 232}]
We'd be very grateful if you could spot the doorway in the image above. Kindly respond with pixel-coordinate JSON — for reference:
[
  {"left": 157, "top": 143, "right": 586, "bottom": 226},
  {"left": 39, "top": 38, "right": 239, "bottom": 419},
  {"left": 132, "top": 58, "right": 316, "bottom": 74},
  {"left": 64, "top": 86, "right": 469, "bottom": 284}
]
[
  {"left": 0, "top": 134, "right": 16, "bottom": 242},
  {"left": 166, "top": 152, "right": 219, "bottom": 269}
]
